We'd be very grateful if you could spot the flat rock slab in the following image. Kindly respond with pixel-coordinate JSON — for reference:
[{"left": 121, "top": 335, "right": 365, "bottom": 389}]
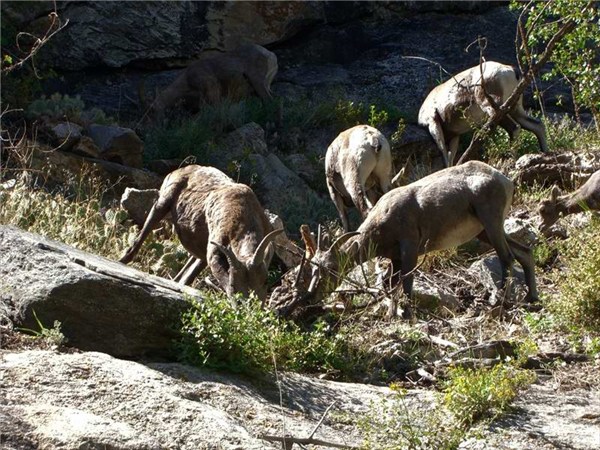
[
  {"left": 460, "top": 382, "right": 600, "bottom": 450},
  {"left": 0, "top": 350, "right": 395, "bottom": 449},
  {"left": 0, "top": 226, "right": 199, "bottom": 359}
]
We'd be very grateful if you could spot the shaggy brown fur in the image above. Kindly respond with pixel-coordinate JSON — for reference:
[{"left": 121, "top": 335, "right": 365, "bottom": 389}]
[
  {"left": 538, "top": 169, "right": 600, "bottom": 232},
  {"left": 310, "top": 161, "right": 538, "bottom": 315},
  {"left": 120, "top": 165, "right": 281, "bottom": 301}
]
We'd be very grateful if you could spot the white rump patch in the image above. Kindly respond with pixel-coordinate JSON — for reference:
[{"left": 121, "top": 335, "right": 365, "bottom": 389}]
[{"left": 466, "top": 175, "right": 489, "bottom": 193}]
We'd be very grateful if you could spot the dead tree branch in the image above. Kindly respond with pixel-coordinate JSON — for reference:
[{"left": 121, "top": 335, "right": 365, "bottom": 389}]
[{"left": 456, "top": 12, "right": 578, "bottom": 165}]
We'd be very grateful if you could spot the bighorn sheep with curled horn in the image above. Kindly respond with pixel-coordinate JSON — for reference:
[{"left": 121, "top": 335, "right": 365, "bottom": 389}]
[
  {"left": 418, "top": 61, "right": 548, "bottom": 167},
  {"left": 538, "top": 169, "right": 600, "bottom": 234},
  {"left": 120, "top": 165, "right": 283, "bottom": 301},
  {"left": 149, "top": 43, "right": 277, "bottom": 118},
  {"left": 308, "top": 161, "right": 538, "bottom": 317},
  {"left": 325, "top": 125, "right": 393, "bottom": 232}
]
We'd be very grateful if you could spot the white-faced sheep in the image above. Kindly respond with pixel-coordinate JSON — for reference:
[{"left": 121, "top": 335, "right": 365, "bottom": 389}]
[
  {"left": 418, "top": 61, "right": 548, "bottom": 166},
  {"left": 309, "top": 161, "right": 538, "bottom": 316},
  {"left": 325, "top": 125, "right": 393, "bottom": 231},
  {"left": 120, "top": 165, "right": 283, "bottom": 301},
  {"left": 538, "top": 169, "right": 600, "bottom": 233}
]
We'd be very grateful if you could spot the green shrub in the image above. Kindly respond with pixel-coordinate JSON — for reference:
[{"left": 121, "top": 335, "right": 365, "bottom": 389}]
[
  {"left": 360, "top": 361, "right": 534, "bottom": 450},
  {"left": 17, "top": 310, "right": 67, "bottom": 348},
  {"left": 443, "top": 363, "right": 535, "bottom": 426},
  {"left": 178, "top": 292, "right": 357, "bottom": 376},
  {"left": 550, "top": 217, "right": 600, "bottom": 333},
  {"left": 26, "top": 93, "right": 114, "bottom": 124}
]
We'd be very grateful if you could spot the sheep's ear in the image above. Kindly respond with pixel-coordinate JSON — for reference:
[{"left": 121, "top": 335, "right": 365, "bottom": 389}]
[
  {"left": 210, "top": 241, "right": 243, "bottom": 271},
  {"left": 550, "top": 185, "right": 561, "bottom": 203}
]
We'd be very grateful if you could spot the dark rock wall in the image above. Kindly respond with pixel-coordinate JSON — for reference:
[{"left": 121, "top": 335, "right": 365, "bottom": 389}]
[{"left": 2, "top": 1, "right": 532, "bottom": 120}]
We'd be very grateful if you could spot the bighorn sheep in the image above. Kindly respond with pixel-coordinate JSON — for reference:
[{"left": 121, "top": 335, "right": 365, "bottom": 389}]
[
  {"left": 151, "top": 43, "right": 277, "bottom": 117},
  {"left": 325, "top": 125, "right": 393, "bottom": 231},
  {"left": 418, "top": 61, "right": 548, "bottom": 166},
  {"left": 309, "top": 161, "right": 538, "bottom": 315},
  {"left": 120, "top": 165, "right": 283, "bottom": 301},
  {"left": 538, "top": 169, "right": 600, "bottom": 233}
]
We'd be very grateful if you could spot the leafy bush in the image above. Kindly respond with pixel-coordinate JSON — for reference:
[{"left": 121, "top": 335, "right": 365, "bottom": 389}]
[
  {"left": 26, "top": 93, "right": 114, "bottom": 124},
  {"left": 178, "top": 292, "right": 359, "bottom": 376},
  {"left": 443, "top": 363, "right": 535, "bottom": 426},
  {"left": 17, "top": 310, "right": 67, "bottom": 349},
  {"left": 333, "top": 100, "right": 393, "bottom": 130},
  {"left": 550, "top": 217, "right": 600, "bottom": 333},
  {"left": 360, "top": 362, "right": 534, "bottom": 450},
  {"left": 513, "top": 0, "right": 600, "bottom": 126}
]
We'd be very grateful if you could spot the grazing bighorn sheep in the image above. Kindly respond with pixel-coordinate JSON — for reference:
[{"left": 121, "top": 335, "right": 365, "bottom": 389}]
[
  {"left": 325, "top": 125, "right": 393, "bottom": 231},
  {"left": 309, "top": 161, "right": 538, "bottom": 315},
  {"left": 151, "top": 43, "right": 277, "bottom": 117},
  {"left": 418, "top": 61, "right": 548, "bottom": 166},
  {"left": 120, "top": 165, "right": 283, "bottom": 301},
  {"left": 538, "top": 169, "right": 600, "bottom": 233}
]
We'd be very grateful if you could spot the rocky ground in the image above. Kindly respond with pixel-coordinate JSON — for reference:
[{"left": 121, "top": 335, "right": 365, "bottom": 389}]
[{"left": 1, "top": 332, "right": 599, "bottom": 449}]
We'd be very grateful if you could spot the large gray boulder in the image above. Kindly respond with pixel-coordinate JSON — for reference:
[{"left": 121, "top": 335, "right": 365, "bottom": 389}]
[
  {"left": 0, "top": 226, "right": 198, "bottom": 359},
  {"left": 86, "top": 124, "right": 144, "bottom": 168},
  {"left": 11, "top": 2, "right": 324, "bottom": 71},
  {"left": 120, "top": 187, "right": 160, "bottom": 228},
  {"left": 1, "top": 350, "right": 394, "bottom": 450}
]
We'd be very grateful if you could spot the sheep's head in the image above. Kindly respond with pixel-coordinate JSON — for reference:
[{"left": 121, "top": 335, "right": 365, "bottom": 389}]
[
  {"left": 210, "top": 228, "right": 284, "bottom": 301},
  {"left": 538, "top": 185, "right": 562, "bottom": 233},
  {"left": 307, "top": 231, "right": 360, "bottom": 295}
]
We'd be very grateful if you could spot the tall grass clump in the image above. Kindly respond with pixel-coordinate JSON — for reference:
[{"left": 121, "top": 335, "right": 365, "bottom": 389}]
[
  {"left": 178, "top": 292, "right": 360, "bottom": 376},
  {"left": 0, "top": 169, "right": 186, "bottom": 278},
  {"left": 549, "top": 217, "right": 600, "bottom": 334},
  {"left": 143, "top": 97, "right": 281, "bottom": 162},
  {"left": 443, "top": 363, "right": 535, "bottom": 427}
]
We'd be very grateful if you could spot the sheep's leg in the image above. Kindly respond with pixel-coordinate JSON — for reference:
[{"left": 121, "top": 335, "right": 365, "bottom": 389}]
[
  {"left": 475, "top": 210, "right": 515, "bottom": 296},
  {"left": 120, "top": 198, "right": 171, "bottom": 264},
  {"left": 353, "top": 163, "right": 377, "bottom": 215},
  {"left": 448, "top": 136, "right": 460, "bottom": 166},
  {"left": 344, "top": 173, "right": 371, "bottom": 220},
  {"left": 511, "top": 105, "right": 548, "bottom": 152},
  {"left": 427, "top": 115, "right": 450, "bottom": 167},
  {"left": 247, "top": 73, "right": 273, "bottom": 102},
  {"left": 327, "top": 179, "right": 351, "bottom": 232},
  {"left": 366, "top": 188, "right": 379, "bottom": 209},
  {"left": 174, "top": 256, "right": 207, "bottom": 286},
  {"left": 500, "top": 115, "right": 521, "bottom": 142},
  {"left": 507, "top": 237, "right": 538, "bottom": 302},
  {"left": 388, "top": 242, "right": 418, "bottom": 319}
]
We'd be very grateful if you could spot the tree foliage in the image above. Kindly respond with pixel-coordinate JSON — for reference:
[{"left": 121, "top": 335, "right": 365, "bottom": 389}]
[{"left": 514, "top": 0, "right": 599, "bottom": 126}]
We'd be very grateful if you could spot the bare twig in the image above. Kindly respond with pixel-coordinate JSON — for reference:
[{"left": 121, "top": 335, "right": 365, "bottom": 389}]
[
  {"left": 2, "top": 7, "right": 69, "bottom": 76},
  {"left": 259, "top": 434, "right": 358, "bottom": 450},
  {"left": 308, "top": 401, "right": 337, "bottom": 440}
]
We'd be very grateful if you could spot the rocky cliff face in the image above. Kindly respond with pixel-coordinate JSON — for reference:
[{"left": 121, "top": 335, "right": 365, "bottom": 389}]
[{"left": 3, "top": 1, "right": 537, "bottom": 120}]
